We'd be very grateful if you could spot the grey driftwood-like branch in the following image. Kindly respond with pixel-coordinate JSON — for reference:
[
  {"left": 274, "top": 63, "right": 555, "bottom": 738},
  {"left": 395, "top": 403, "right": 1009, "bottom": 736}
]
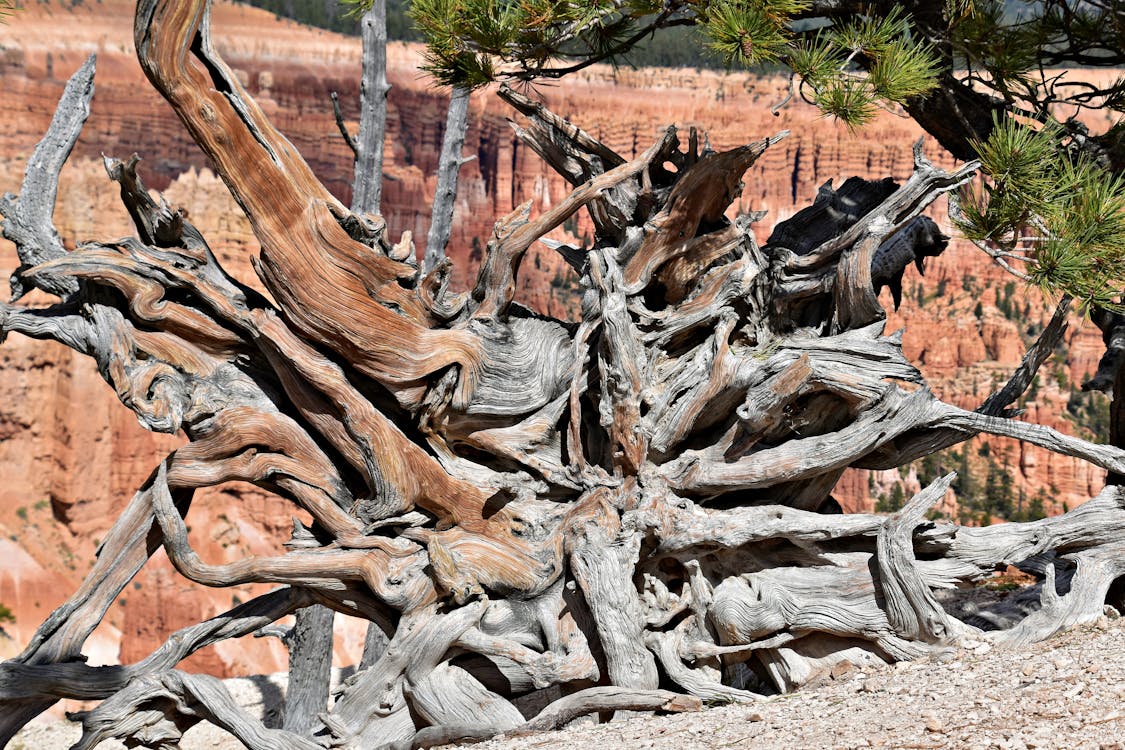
[
  {"left": 1, "top": 1, "right": 1124, "bottom": 747},
  {"left": 423, "top": 85, "right": 472, "bottom": 273},
  {"left": 349, "top": 0, "right": 390, "bottom": 215}
]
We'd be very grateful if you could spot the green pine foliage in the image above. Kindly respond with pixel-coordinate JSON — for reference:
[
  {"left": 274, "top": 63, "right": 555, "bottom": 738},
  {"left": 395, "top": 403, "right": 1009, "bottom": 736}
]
[
  {"left": 955, "top": 115, "right": 1125, "bottom": 310},
  {"left": 704, "top": 0, "right": 801, "bottom": 67},
  {"left": 403, "top": 0, "right": 941, "bottom": 128},
  {"left": 867, "top": 37, "right": 942, "bottom": 102},
  {"left": 950, "top": 1, "right": 1039, "bottom": 92},
  {"left": 813, "top": 78, "right": 879, "bottom": 128},
  {"left": 785, "top": 7, "right": 942, "bottom": 126}
]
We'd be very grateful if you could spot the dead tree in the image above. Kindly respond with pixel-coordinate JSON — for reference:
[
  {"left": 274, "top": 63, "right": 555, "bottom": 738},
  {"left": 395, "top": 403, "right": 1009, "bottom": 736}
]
[
  {"left": 423, "top": 84, "right": 471, "bottom": 273},
  {"left": 2, "top": 2, "right": 1125, "bottom": 747}
]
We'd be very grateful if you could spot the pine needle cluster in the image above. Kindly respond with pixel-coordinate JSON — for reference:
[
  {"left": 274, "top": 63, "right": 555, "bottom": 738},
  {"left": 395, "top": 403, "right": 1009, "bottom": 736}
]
[
  {"left": 407, "top": 0, "right": 942, "bottom": 127},
  {"left": 408, "top": 0, "right": 667, "bottom": 88},
  {"left": 955, "top": 116, "right": 1125, "bottom": 310},
  {"left": 792, "top": 8, "right": 941, "bottom": 127}
]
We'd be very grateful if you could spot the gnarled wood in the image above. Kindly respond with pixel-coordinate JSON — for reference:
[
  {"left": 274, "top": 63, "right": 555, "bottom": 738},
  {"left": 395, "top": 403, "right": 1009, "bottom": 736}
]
[
  {"left": 0, "top": 54, "right": 94, "bottom": 300},
  {"left": 876, "top": 474, "right": 976, "bottom": 643},
  {"left": 3, "top": 5, "right": 1124, "bottom": 745}
]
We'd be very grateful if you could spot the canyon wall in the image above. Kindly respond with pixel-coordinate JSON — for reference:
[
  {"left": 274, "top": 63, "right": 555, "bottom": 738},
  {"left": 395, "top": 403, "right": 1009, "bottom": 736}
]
[{"left": 0, "top": 0, "right": 1117, "bottom": 679}]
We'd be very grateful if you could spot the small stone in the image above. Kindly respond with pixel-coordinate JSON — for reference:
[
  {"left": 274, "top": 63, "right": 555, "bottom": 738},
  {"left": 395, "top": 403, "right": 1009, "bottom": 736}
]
[
  {"left": 1063, "top": 681, "right": 1087, "bottom": 699},
  {"left": 973, "top": 642, "right": 993, "bottom": 655},
  {"left": 924, "top": 717, "right": 944, "bottom": 733},
  {"left": 747, "top": 711, "right": 764, "bottom": 722},
  {"left": 1021, "top": 662, "right": 1037, "bottom": 676},
  {"left": 1095, "top": 615, "right": 1110, "bottom": 630}
]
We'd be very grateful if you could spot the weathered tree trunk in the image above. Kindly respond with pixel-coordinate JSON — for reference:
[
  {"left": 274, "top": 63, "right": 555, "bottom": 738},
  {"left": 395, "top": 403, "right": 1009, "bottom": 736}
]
[
  {"left": 423, "top": 85, "right": 471, "bottom": 273},
  {"left": 2, "top": 2, "right": 1125, "bottom": 747},
  {"left": 280, "top": 604, "right": 334, "bottom": 736},
  {"left": 350, "top": 0, "right": 390, "bottom": 216},
  {"left": 294, "top": 0, "right": 397, "bottom": 722},
  {"left": 1084, "top": 309, "right": 1125, "bottom": 484}
]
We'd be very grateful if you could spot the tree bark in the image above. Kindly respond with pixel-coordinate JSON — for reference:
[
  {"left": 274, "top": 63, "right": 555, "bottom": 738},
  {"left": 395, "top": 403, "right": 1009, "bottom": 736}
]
[
  {"left": 281, "top": 604, "right": 334, "bottom": 736},
  {"left": 350, "top": 0, "right": 390, "bottom": 216},
  {"left": 423, "top": 85, "right": 470, "bottom": 273}
]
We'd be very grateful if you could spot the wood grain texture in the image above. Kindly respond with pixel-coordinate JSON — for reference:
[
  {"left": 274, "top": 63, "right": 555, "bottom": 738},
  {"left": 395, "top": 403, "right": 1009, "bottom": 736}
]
[{"left": 2, "top": 3, "right": 1124, "bottom": 745}]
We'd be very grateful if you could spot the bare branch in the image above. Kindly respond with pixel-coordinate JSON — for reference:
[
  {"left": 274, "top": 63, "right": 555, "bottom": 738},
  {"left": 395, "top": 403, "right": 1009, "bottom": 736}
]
[
  {"left": 330, "top": 90, "right": 359, "bottom": 158},
  {"left": 0, "top": 54, "right": 95, "bottom": 300}
]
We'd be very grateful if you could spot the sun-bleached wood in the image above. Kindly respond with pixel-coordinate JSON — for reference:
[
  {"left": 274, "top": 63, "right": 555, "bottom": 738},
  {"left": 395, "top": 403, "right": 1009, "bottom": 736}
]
[
  {"left": 2, "top": 2, "right": 1124, "bottom": 746},
  {"left": 423, "top": 85, "right": 471, "bottom": 273}
]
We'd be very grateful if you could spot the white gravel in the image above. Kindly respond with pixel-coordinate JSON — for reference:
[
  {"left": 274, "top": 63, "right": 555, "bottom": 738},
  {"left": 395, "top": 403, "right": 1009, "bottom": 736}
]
[
  {"left": 11, "top": 616, "right": 1125, "bottom": 750},
  {"left": 472, "top": 615, "right": 1125, "bottom": 750}
]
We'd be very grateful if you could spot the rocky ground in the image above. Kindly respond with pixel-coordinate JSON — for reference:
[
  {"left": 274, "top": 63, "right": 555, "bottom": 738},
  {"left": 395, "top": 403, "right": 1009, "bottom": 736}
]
[
  {"left": 472, "top": 617, "right": 1125, "bottom": 750},
  {"left": 11, "top": 614, "right": 1124, "bottom": 750}
]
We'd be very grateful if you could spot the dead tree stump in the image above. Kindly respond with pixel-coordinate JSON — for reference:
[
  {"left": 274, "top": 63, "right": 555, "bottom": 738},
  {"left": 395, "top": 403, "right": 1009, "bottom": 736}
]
[{"left": 1, "top": 3, "right": 1124, "bottom": 747}]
